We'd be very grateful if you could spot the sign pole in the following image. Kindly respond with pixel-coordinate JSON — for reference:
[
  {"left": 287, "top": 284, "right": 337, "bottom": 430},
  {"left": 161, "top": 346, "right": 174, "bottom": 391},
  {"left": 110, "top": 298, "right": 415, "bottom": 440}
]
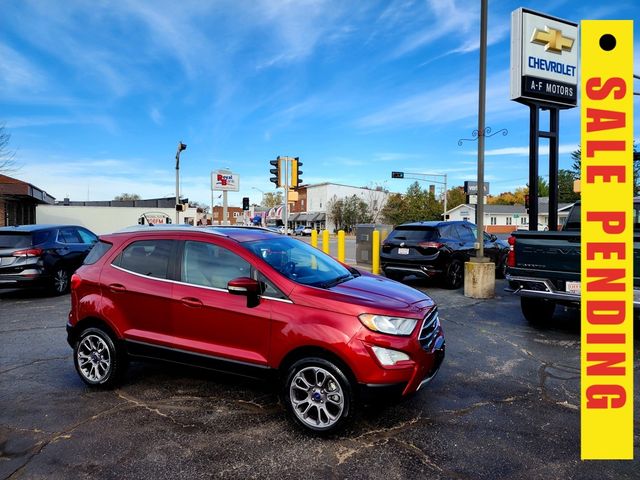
[
  {"left": 223, "top": 190, "right": 228, "bottom": 225},
  {"left": 475, "top": 0, "right": 488, "bottom": 260},
  {"left": 283, "top": 157, "right": 289, "bottom": 234},
  {"left": 528, "top": 105, "right": 539, "bottom": 230}
]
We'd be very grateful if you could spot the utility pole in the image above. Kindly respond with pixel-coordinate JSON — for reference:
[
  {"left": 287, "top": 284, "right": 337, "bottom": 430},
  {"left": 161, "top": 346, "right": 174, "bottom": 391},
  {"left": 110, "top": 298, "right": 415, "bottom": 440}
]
[
  {"left": 175, "top": 141, "right": 187, "bottom": 224},
  {"left": 475, "top": 0, "right": 488, "bottom": 259}
]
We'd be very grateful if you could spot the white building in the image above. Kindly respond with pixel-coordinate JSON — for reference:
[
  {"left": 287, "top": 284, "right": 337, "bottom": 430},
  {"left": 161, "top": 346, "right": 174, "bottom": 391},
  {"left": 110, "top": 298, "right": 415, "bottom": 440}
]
[
  {"left": 445, "top": 197, "right": 574, "bottom": 233},
  {"left": 299, "top": 183, "right": 391, "bottom": 232}
]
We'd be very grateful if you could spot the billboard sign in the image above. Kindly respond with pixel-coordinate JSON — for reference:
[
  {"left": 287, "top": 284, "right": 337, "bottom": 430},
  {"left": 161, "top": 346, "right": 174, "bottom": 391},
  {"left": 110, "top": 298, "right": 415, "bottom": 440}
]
[
  {"left": 511, "top": 8, "right": 578, "bottom": 107},
  {"left": 212, "top": 170, "right": 240, "bottom": 192},
  {"left": 464, "top": 181, "right": 490, "bottom": 195}
]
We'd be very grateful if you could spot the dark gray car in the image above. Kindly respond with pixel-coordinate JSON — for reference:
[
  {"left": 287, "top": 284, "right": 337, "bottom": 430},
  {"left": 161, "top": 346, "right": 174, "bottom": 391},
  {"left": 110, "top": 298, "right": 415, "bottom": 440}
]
[{"left": 0, "top": 224, "right": 98, "bottom": 294}]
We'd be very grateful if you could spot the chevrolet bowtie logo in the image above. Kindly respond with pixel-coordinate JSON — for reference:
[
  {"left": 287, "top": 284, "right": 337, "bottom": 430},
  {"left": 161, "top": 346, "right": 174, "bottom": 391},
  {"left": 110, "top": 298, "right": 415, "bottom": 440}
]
[{"left": 531, "top": 26, "right": 574, "bottom": 53}]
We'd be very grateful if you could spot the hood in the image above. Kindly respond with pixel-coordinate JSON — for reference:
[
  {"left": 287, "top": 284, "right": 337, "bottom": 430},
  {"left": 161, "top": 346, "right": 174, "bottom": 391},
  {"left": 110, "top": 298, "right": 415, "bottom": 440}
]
[{"left": 321, "top": 274, "right": 433, "bottom": 312}]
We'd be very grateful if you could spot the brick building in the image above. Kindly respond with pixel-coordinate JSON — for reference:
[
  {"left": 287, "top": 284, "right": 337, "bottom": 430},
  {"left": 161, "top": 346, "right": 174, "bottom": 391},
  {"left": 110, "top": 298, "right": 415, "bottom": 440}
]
[{"left": 0, "top": 174, "right": 55, "bottom": 226}]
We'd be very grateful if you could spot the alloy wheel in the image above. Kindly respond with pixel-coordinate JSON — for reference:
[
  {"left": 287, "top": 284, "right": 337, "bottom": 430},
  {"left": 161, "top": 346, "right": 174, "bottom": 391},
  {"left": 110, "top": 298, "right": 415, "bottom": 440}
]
[
  {"left": 76, "top": 334, "right": 112, "bottom": 383},
  {"left": 289, "top": 366, "right": 344, "bottom": 429},
  {"left": 53, "top": 269, "right": 69, "bottom": 294}
]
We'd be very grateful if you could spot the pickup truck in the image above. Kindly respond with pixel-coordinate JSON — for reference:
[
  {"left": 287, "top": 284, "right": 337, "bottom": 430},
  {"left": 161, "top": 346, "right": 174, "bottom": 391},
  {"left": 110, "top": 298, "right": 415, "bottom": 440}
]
[{"left": 505, "top": 200, "right": 640, "bottom": 324}]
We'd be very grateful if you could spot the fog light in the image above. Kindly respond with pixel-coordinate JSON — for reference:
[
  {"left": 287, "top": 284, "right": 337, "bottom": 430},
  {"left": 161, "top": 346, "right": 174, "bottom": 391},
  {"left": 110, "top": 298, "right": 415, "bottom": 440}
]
[{"left": 371, "top": 346, "right": 410, "bottom": 366}]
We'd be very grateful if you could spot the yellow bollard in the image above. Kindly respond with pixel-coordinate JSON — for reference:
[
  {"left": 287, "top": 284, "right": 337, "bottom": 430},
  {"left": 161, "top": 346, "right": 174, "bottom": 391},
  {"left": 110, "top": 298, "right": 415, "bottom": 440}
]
[
  {"left": 311, "top": 229, "right": 318, "bottom": 248},
  {"left": 372, "top": 230, "right": 380, "bottom": 275},
  {"left": 337, "top": 230, "right": 345, "bottom": 263},
  {"left": 322, "top": 230, "right": 330, "bottom": 254}
]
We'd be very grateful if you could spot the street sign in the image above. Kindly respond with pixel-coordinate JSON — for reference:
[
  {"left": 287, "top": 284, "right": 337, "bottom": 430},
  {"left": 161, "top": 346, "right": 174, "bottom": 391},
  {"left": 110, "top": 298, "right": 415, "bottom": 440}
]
[
  {"left": 391, "top": 171, "right": 404, "bottom": 179},
  {"left": 464, "top": 181, "right": 490, "bottom": 195},
  {"left": 510, "top": 8, "right": 578, "bottom": 108}
]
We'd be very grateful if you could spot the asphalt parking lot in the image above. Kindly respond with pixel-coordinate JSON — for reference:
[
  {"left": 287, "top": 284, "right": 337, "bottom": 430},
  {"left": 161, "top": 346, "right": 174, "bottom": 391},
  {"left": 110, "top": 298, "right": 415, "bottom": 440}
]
[{"left": 1, "top": 279, "right": 638, "bottom": 479}]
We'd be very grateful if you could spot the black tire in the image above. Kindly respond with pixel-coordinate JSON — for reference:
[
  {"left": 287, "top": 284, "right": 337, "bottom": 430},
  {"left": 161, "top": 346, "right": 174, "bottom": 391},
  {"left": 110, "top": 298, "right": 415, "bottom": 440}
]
[
  {"left": 495, "top": 255, "right": 507, "bottom": 279},
  {"left": 73, "top": 327, "right": 126, "bottom": 388},
  {"left": 443, "top": 259, "right": 464, "bottom": 289},
  {"left": 520, "top": 297, "right": 555, "bottom": 325},
  {"left": 283, "top": 357, "right": 354, "bottom": 434},
  {"left": 50, "top": 267, "right": 70, "bottom": 295}
]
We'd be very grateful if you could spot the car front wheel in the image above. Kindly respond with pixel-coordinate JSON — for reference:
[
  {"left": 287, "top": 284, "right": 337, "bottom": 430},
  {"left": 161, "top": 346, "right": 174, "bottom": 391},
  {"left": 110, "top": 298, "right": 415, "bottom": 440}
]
[
  {"left": 73, "top": 327, "right": 126, "bottom": 388},
  {"left": 284, "top": 357, "right": 354, "bottom": 434}
]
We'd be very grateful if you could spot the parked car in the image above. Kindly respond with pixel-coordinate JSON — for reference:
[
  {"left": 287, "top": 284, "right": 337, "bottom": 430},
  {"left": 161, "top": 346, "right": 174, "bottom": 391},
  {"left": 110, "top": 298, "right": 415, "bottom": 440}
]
[
  {"left": 516, "top": 223, "right": 549, "bottom": 231},
  {"left": 0, "top": 224, "right": 98, "bottom": 295},
  {"left": 380, "top": 221, "right": 509, "bottom": 289},
  {"left": 294, "top": 226, "right": 313, "bottom": 236},
  {"left": 278, "top": 226, "right": 293, "bottom": 235},
  {"left": 67, "top": 226, "right": 444, "bottom": 433}
]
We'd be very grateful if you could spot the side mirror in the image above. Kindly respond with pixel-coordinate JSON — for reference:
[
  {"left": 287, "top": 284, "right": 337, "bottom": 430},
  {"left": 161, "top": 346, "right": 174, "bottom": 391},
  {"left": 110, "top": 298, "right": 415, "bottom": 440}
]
[{"left": 227, "top": 277, "right": 260, "bottom": 307}]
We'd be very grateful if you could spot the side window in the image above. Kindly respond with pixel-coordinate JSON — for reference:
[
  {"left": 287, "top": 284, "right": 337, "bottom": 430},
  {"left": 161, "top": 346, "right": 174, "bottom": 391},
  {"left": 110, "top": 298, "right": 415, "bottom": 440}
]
[
  {"left": 59, "top": 228, "right": 83, "bottom": 244},
  {"left": 257, "top": 272, "right": 286, "bottom": 299},
  {"left": 455, "top": 224, "right": 474, "bottom": 242},
  {"left": 182, "top": 241, "right": 251, "bottom": 289},
  {"left": 439, "top": 225, "right": 459, "bottom": 241},
  {"left": 77, "top": 228, "right": 98, "bottom": 244},
  {"left": 117, "top": 240, "right": 174, "bottom": 279}
]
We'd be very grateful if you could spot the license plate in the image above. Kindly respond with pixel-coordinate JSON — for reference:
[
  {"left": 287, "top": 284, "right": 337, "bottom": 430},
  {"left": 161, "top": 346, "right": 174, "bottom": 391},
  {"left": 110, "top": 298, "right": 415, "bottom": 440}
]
[
  {"left": 566, "top": 281, "right": 581, "bottom": 294},
  {"left": 397, "top": 248, "right": 410, "bottom": 255}
]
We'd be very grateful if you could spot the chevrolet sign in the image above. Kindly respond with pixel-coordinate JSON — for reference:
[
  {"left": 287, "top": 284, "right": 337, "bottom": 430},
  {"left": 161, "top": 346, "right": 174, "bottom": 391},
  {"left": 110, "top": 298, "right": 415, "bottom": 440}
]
[{"left": 510, "top": 8, "right": 578, "bottom": 108}]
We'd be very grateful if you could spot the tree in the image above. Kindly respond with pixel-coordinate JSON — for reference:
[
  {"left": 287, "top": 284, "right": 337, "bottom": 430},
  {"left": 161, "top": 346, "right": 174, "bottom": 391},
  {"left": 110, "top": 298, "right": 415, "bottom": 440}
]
[
  {"left": 381, "top": 181, "right": 442, "bottom": 225},
  {"left": 261, "top": 191, "right": 283, "bottom": 208},
  {"left": 114, "top": 193, "right": 141, "bottom": 201},
  {"left": 446, "top": 187, "right": 466, "bottom": 211},
  {"left": 537, "top": 176, "right": 549, "bottom": 197},
  {"left": 557, "top": 169, "right": 580, "bottom": 203},
  {"left": 190, "top": 201, "right": 210, "bottom": 213},
  {"left": 327, "top": 195, "right": 372, "bottom": 232},
  {"left": 0, "top": 124, "right": 16, "bottom": 173},
  {"left": 571, "top": 144, "right": 640, "bottom": 195},
  {"left": 488, "top": 187, "right": 528, "bottom": 205}
]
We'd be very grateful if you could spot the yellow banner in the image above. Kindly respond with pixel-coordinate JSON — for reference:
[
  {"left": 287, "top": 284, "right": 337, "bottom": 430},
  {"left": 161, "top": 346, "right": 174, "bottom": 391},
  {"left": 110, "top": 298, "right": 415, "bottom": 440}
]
[{"left": 581, "top": 20, "right": 634, "bottom": 460}]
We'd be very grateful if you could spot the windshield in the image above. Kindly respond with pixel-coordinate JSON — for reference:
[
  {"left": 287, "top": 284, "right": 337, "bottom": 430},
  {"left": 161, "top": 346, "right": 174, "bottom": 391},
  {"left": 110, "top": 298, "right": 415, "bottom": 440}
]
[{"left": 241, "top": 237, "right": 356, "bottom": 288}]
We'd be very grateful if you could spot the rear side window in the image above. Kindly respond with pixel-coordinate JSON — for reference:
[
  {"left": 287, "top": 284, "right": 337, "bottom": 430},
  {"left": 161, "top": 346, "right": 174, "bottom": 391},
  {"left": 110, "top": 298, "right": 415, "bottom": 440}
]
[
  {"left": 387, "top": 227, "right": 439, "bottom": 242},
  {"left": 58, "top": 227, "right": 83, "bottom": 244},
  {"left": 0, "top": 233, "right": 31, "bottom": 249},
  {"left": 32, "top": 230, "right": 51, "bottom": 245},
  {"left": 84, "top": 241, "right": 112, "bottom": 265},
  {"left": 116, "top": 240, "right": 174, "bottom": 279}
]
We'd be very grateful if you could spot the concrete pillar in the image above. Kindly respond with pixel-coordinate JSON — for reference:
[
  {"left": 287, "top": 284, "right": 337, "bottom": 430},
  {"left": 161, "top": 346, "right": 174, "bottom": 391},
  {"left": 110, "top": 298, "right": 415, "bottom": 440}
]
[{"left": 464, "top": 261, "right": 495, "bottom": 298}]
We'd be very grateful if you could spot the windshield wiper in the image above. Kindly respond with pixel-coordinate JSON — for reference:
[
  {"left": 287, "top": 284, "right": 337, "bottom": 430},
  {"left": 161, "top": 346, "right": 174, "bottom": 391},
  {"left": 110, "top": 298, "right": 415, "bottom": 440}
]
[{"left": 319, "top": 273, "right": 353, "bottom": 289}]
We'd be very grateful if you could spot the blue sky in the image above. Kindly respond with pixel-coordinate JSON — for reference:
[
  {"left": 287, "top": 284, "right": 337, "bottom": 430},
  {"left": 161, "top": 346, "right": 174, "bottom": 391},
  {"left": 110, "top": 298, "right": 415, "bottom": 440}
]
[{"left": 1, "top": 0, "right": 638, "bottom": 207}]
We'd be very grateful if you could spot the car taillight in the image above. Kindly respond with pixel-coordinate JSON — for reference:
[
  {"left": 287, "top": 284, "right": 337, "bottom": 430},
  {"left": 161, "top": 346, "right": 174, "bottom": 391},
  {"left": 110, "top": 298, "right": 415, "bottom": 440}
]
[
  {"left": 12, "top": 248, "right": 43, "bottom": 257},
  {"left": 71, "top": 274, "right": 82, "bottom": 291},
  {"left": 418, "top": 242, "right": 444, "bottom": 249},
  {"left": 507, "top": 236, "right": 516, "bottom": 267}
]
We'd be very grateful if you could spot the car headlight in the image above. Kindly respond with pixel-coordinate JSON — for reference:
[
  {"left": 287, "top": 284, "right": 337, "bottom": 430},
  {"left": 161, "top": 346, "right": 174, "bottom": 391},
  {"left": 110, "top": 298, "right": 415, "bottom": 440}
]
[{"left": 358, "top": 314, "right": 418, "bottom": 336}]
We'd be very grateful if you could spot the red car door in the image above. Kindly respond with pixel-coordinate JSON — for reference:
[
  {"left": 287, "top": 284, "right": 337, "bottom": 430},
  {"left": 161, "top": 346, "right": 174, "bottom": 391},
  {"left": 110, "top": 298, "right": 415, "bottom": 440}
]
[
  {"left": 171, "top": 239, "right": 272, "bottom": 367},
  {"left": 100, "top": 238, "right": 177, "bottom": 348}
]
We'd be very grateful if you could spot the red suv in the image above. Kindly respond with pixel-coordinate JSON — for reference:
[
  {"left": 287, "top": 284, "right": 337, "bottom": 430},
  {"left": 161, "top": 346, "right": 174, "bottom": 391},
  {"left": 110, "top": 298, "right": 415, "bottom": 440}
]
[{"left": 67, "top": 226, "right": 444, "bottom": 433}]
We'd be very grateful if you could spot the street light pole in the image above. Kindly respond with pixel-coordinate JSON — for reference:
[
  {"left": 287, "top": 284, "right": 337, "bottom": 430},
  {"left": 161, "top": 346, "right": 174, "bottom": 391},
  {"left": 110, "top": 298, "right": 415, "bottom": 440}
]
[
  {"left": 175, "top": 141, "right": 187, "bottom": 224},
  {"left": 475, "top": 0, "right": 488, "bottom": 260},
  {"left": 252, "top": 186, "right": 265, "bottom": 205}
]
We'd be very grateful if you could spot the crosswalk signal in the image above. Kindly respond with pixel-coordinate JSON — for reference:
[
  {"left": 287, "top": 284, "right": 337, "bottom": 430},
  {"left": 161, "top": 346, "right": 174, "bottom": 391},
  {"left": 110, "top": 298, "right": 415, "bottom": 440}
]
[
  {"left": 269, "top": 157, "right": 283, "bottom": 187},
  {"left": 291, "top": 157, "right": 303, "bottom": 189}
]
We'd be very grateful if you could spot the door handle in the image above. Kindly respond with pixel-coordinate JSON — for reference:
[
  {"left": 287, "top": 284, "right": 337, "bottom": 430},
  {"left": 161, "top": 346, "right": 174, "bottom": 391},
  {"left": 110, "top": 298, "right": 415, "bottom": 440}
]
[
  {"left": 109, "top": 283, "right": 126, "bottom": 293},
  {"left": 181, "top": 297, "right": 203, "bottom": 308}
]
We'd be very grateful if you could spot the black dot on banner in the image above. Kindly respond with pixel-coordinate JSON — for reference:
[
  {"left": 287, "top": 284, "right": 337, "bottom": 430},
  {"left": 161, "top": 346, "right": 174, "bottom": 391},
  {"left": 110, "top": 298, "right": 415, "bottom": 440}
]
[{"left": 599, "top": 34, "right": 616, "bottom": 51}]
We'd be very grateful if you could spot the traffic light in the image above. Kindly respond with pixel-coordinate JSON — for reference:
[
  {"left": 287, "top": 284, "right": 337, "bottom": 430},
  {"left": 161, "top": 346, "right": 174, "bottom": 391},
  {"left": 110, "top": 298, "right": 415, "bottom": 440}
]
[
  {"left": 270, "top": 157, "right": 283, "bottom": 187},
  {"left": 242, "top": 197, "right": 250, "bottom": 211},
  {"left": 524, "top": 194, "right": 530, "bottom": 214},
  {"left": 291, "top": 157, "right": 303, "bottom": 189},
  {"left": 176, "top": 203, "right": 186, "bottom": 212},
  {"left": 391, "top": 171, "right": 404, "bottom": 179}
]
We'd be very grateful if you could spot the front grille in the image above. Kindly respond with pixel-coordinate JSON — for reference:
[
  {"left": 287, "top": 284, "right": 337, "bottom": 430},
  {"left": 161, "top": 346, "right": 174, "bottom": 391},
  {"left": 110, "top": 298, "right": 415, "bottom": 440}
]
[{"left": 419, "top": 308, "right": 440, "bottom": 351}]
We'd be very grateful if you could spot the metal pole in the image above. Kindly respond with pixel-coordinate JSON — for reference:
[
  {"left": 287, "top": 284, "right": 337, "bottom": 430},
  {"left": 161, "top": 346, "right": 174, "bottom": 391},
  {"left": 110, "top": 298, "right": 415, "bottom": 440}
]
[
  {"left": 210, "top": 173, "right": 214, "bottom": 225},
  {"left": 223, "top": 191, "right": 228, "bottom": 225},
  {"left": 475, "top": 0, "right": 488, "bottom": 259},
  {"left": 283, "top": 157, "right": 289, "bottom": 234},
  {"left": 529, "top": 105, "right": 539, "bottom": 230},
  {"left": 443, "top": 174, "right": 448, "bottom": 219},
  {"left": 548, "top": 107, "right": 559, "bottom": 231},
  {"left": 175, "top": 159, "right": 180, "bottom": 225}
]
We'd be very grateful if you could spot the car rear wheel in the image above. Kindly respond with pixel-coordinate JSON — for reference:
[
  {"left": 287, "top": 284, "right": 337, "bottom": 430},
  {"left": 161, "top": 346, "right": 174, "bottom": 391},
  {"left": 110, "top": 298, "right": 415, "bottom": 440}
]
[
  {"left": 51, "top": 267, "right": 70, "bottom": 295},
  {"left": 443, "top": 259, "right": 464, "bottom": 289},
  {"left": 73, "top": 327, "right": 126, "bottom": 388},
  {"left": 284, "top": 357, "right": 354, "bottom": 434},
  {"left": 520, "top": 297, "right": 555, "bottom": 325}
]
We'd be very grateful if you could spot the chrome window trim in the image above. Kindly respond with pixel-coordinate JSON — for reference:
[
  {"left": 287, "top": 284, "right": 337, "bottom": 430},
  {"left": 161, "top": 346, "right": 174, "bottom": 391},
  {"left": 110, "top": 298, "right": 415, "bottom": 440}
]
[{"left": 110, "top": 265, "right": 293, "bottom": 303}]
